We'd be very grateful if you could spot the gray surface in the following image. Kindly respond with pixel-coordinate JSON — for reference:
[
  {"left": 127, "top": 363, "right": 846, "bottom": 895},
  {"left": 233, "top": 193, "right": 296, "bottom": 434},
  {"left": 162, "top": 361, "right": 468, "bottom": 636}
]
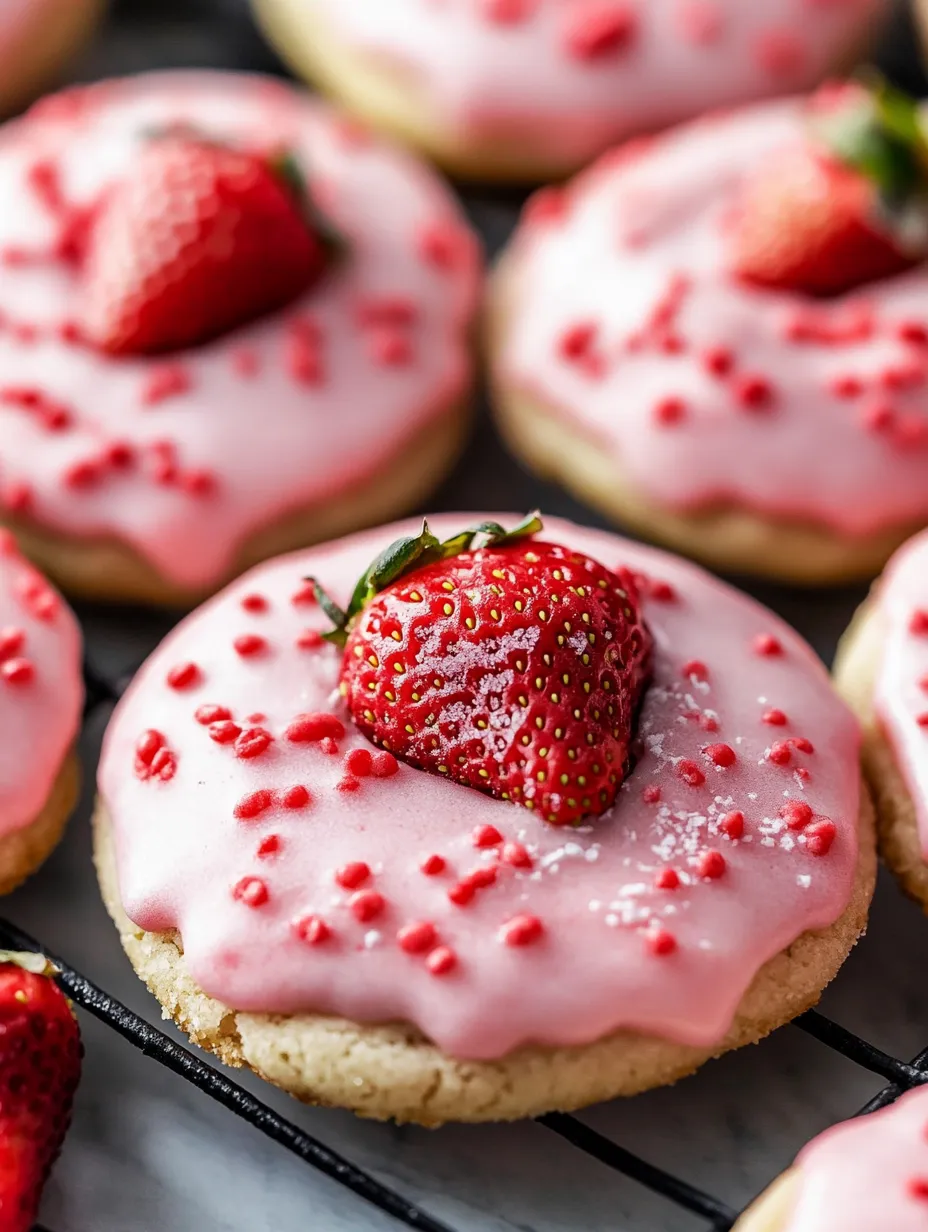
[{"left": 6, "top": 1, "right": 928, "bottom": 1229}]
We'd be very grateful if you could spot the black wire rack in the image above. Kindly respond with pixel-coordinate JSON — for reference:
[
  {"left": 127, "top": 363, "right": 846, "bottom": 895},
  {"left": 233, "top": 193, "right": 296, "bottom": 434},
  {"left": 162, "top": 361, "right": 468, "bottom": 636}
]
[{"left": 2, "top": 659, "right": 927, "bottom": 1232}]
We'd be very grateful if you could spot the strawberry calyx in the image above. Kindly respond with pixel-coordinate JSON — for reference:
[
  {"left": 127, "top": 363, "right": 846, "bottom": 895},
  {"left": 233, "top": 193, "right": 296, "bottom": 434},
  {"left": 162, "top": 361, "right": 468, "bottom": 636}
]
[
  {"left": 311, "top": 512, "right": 544, "bottom": 648},
  {"left": 265, "top": 147, "right": 345, "bottom": 257},
  {"left": 811, "top": 76, "right": 928, "bottom": 253}
]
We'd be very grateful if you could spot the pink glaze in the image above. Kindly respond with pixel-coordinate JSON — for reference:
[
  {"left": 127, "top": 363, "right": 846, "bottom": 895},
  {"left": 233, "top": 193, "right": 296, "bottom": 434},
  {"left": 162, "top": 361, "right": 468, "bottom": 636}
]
[
  {"left": 0, "top": 72, "right": 480, "bottom": 589},
  {"left": 0, "top": 530, "right": 82, "bottom": 841},
  {"left": 308, "top": 0, "right": 883, "bottom": 169},
  {"left": 497, "top": 97, "right": 928, "bottom": 540},
  {"left": 783, "top": 1087, "right": 928, "bottom": 1230},
  {"left": 872, "top": 529, "right": 928, "bottom": 855},
  {"left": 98, "top": 516, "right": 861, "bottom": 1060}
]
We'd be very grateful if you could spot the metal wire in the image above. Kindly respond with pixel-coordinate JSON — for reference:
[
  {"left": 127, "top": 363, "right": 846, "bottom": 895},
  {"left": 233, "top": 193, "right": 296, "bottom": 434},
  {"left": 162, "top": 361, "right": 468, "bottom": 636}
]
[{"left": 13, "top": 660, "right": 926, "bottom": 1232}]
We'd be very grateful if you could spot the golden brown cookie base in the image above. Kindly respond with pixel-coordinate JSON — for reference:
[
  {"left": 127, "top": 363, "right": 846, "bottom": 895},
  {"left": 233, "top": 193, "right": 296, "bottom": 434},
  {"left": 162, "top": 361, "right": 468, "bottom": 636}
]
[
  {"left": 488, "top": 262, "right": 924, "bottom": 585},
  {"left": 252, "top": 0, "right": 882, "bottom": 184},
  {"left": 0, "top": 0, "right": 107, "bottom": 118},
  {"left": 731, "top": 1173, "right": 799, "bottom": 1232},
  {"left": 3, "top": 404, "right": 470, "bottom": 607},
  {"left": 94, "top": 790, "right": 876, "bottom": 1125},
  {"left": 835, "top": 599, "right": 928, "bottom": 909},
  {"left": 0, "top": 752, "right": 80, "bottom": 896}
]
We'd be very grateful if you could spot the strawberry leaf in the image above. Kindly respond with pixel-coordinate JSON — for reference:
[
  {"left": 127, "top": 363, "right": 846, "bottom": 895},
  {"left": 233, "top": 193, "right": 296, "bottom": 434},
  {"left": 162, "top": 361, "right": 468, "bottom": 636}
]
[{"left": 311, "top": 512, "right": 544, "bottom": 646}]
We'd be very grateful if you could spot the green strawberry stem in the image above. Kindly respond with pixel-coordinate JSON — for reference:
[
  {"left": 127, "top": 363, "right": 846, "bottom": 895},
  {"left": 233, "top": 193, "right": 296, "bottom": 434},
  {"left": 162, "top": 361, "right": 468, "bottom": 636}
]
[
  {"left": 311, "top": 512, "right": 544, "bottom": 648},
  {"left": 813, "top": 76, "right": 928, "bottom": 217},
  {"left": 267, "top": 147, "right": 345, "bottom": 257}
]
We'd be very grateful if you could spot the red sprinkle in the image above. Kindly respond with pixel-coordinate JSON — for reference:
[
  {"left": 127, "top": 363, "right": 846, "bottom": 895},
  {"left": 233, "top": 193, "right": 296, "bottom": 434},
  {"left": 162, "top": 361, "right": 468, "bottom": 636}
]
[
  {"left": 655, "top": 868, "right": 680, "bottom": 891},
  {"left": 448, "top": 882, "right": 476, "bottom": 907},
  {"left": 285, "top": 713, "right": 346, "bottom": 743},
  {"left": 233, "top": 790, "right": 273, "bottom": 820},
  {"left": 907, "top": 1177, "right": 928, "bottom": 1201},
  {"left": 734, "top": 373, "right": 774, "bottom": 410},
  {"left": 336, "top": 862, "right": 370, "bottom": 890},
  {"left": 805, "top": 819, "right": 836, "bottom": 856},
  {"left": 291, "top": 582, "right": 318, "bottom": 607},
  {"left": 910, "top": 610, "right": 928, "bottom": 637},
  {"left": 790, "top": 736, "right": 815, "bottom": 755},
  {"left": 371, "top": 750, "right": 399, "bottom": 778},
  {"left": 426, "top": 946, "right": 457, "bottom": 976},
  {"left": 753, "top": 633, "right": 783, "bottom": 657},
  {"left": 767, "top": 741, "right": 792, "bottom": 766},
  {"left": 701, "top": 345, "right": 733, "bottom": 377},
  {"left": 473, "top": 824, "right": 503, "bottom": 849},
  {"left": 677, "top": 759, "right": 706, "bottom": 787},
  {"left": 0, "top": 628, "right": 24, "bottom": 661},
  {"left": 763, "top": 708, "right": 788, "bottom": 726},
  {"left": 558, "top": 320, "right": 597, "bottom": 360},
  {"left": 500, "top": 841, "right": 533, "bottom": 869},
  {"left": 166, "top": 661, "right": 200, "bottom": 690},
  {"left": 642, "top": 784, "right": 662, "bottom": 804},
  {"left": 704, "top": 743, "right": 736, "bottom": 768},
  {"left": 233, "top": 633, "right": 267, "bottom": 658},
  {"left": 683, "top": 659, "right": 709, "bottom": 682},
  {"left": 349, "top": 890, "right": 385, "bottom": 922},
  {"left": 293, "top": 915, "right": 330, "bottom": 945},
  {"left": 780, "top": 800, "right": 813, "bottom": 830},
  {"left": 345, "top": 748, "right": 373, "bottom": 777},
  {"left": 420, "top": 854, "right": 446, "bottom": 876},
  {"left": 697, "top": 850, "right": 726, "bottom": 880},
  {"left": 241, "top": 593, "right": 268, "bottom": 613},
  {"left": 234, "top": 727, "right": 273, "bottom": 759},
  {"left": 719, "top": 811, "right": 745, "bottom": 840},
  {"left": 646, "top": 928, "right": 677, "bottom": 957},
  {"left": 561, "top": 1, "right": 637, "bottom": 60},
  {"left": 397, "top": 921, "right": 437, "bottom": 954},
  {"left": 256, "top": 835, "right": 280, "bottom": 858},
  {"left": 337, "top": 775, "right": 361, "bottom": 793},
  {"left": 0, "top": 657, "right": 33, "bottom": 685},
  {"left": 209, "top": 719, "right": 241, "bottom": 744},
  {"left": 321, "top": 737, "right": 340, "bottom": 756},
  {"left": 195, "top": 703, "right": 231, "bottom": 725},
  {"left": 297, "top": 629, "right": 324, "bottom": 650},
  {"left": 499, "top": 914, "right": 544, "bottom": 947},
  {"left": 232, "top": 877, "right": 268, "bottom": 908},
  {"left": 281, "top": 785, "right": 310, "bottom": 809}
]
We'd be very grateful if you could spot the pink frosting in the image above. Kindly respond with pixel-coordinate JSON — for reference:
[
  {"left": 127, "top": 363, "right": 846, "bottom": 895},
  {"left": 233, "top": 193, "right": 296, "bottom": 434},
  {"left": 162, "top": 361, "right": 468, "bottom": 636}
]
[
  {"left": 872, "top": 529, "right": 928, "bottom": 854},
  {"left": 0, "top": 72, "right": 480, "bottom": 589},
  {"left": 308, "top": 0, "right": 883, "bottom": 168},
  {"left": 98, "top": 515, "right": 861, "bottom": 1061},
  {"left": 0, "top": 530, "right": 82, "bottom": 841},
  {"left": 497, "top": 97, "right": 928, "bottom": 539},
  {"left": 784, "top": 1087, "right": 928, "bottom": 1231}
]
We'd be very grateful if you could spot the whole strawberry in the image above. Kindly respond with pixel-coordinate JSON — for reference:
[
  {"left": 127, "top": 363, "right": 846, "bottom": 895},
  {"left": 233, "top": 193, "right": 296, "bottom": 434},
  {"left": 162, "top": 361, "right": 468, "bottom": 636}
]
[
  {"left": 315, "top": 515, "right": 653, "bottom": 826},
  {"left": 0, "top": 952, "right": 81, "bottom": 1232},
  {"left": 731, "top": 79, "right": 928, "bottom": 296},
  {"left": 80, "top": 136, "right": 329, "bottom": 355}
]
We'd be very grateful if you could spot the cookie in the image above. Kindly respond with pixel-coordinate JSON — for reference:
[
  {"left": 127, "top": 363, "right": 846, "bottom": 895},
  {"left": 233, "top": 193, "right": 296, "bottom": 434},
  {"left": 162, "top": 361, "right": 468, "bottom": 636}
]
[
  {"left": 733, "top": 1086, "right": 928, "bottom": 1231},
  {"left": 489, "top": 83, "right": 928, "bottom": 584},
  {"left": 95, "top": 514, "right": 874, "bottom": 1123},
  {"left": 0, "top": 72, "right": 480, "bottom": 605},
  {"left": 835, "top": 529, "right": 928, "bottom": 910},
  {"left": 0, "top": 0, "right": 105, "bottom": 118},
  {"left": 252, "top": 0, "right": 886, "bottom": 182},
  {"left": 0, "top": 532, "right": 82, "bottom": 895}
]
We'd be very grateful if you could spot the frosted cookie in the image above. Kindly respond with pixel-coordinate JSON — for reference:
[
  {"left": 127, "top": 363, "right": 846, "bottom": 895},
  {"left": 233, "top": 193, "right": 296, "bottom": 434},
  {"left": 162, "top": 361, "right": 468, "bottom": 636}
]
[
  {"left": 251, "top": 0, "right": 887, "bottom": 182},
  {"left": 0, "top": 71, "right": 480, "bottom": 604},
  {"left": 0, "top": 531, "right": 82, "bottom": 895},
  {"left": 835, "top": 528, "right": 928, "bottom": 909},
  {"left": 734, "top": 1086, "right": 928, "bottom": 1231},
  {"left": 96, "top": 513, "right": 874, "bottom": 1124},
  {"left": 490, "top": 81, "right": 928, "bottom": 584},
  {"left": 0, "top": 0, "right": 105, "bottom": 118}
]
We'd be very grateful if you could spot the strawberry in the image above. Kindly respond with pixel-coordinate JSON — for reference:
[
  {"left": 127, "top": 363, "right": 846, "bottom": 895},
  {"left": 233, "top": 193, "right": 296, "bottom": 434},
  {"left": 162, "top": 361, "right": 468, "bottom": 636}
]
[
  {"left": 0, "top": 952, "right": 82, "bottom": 1232},
  {"left": 314, "top": 515, "right": 653, "bottom": 826},
  {"left": 730, "top": 79, "right": 928, "bottom": 296},
  {"left": 80, "top": 136, "right": 330, "bottom": 355}
]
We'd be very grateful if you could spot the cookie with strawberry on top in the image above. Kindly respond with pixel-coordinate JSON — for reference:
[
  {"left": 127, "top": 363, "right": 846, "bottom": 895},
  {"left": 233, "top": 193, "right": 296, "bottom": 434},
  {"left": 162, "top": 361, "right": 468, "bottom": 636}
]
[
  {"left": 0, "top": 72, "right": 480, "bottom": 604},
  {"left": 252, "top": 0, "right": 888, "bottom": 182},
  {"left": 96, "top": 513, "right": 873, "bottom": 1123},
  {"left": 491, "top": 77, "right": 928, "bottom": 584},
  {"left": 0, "top": 533, "right": 82, "bottom": 895}
]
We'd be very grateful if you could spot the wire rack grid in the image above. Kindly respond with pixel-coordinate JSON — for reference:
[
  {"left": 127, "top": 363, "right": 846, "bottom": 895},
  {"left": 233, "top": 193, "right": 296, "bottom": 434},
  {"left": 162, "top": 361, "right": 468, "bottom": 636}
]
[{"left": 2, "top": 660, "right": 926, "bottom": 1232}]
